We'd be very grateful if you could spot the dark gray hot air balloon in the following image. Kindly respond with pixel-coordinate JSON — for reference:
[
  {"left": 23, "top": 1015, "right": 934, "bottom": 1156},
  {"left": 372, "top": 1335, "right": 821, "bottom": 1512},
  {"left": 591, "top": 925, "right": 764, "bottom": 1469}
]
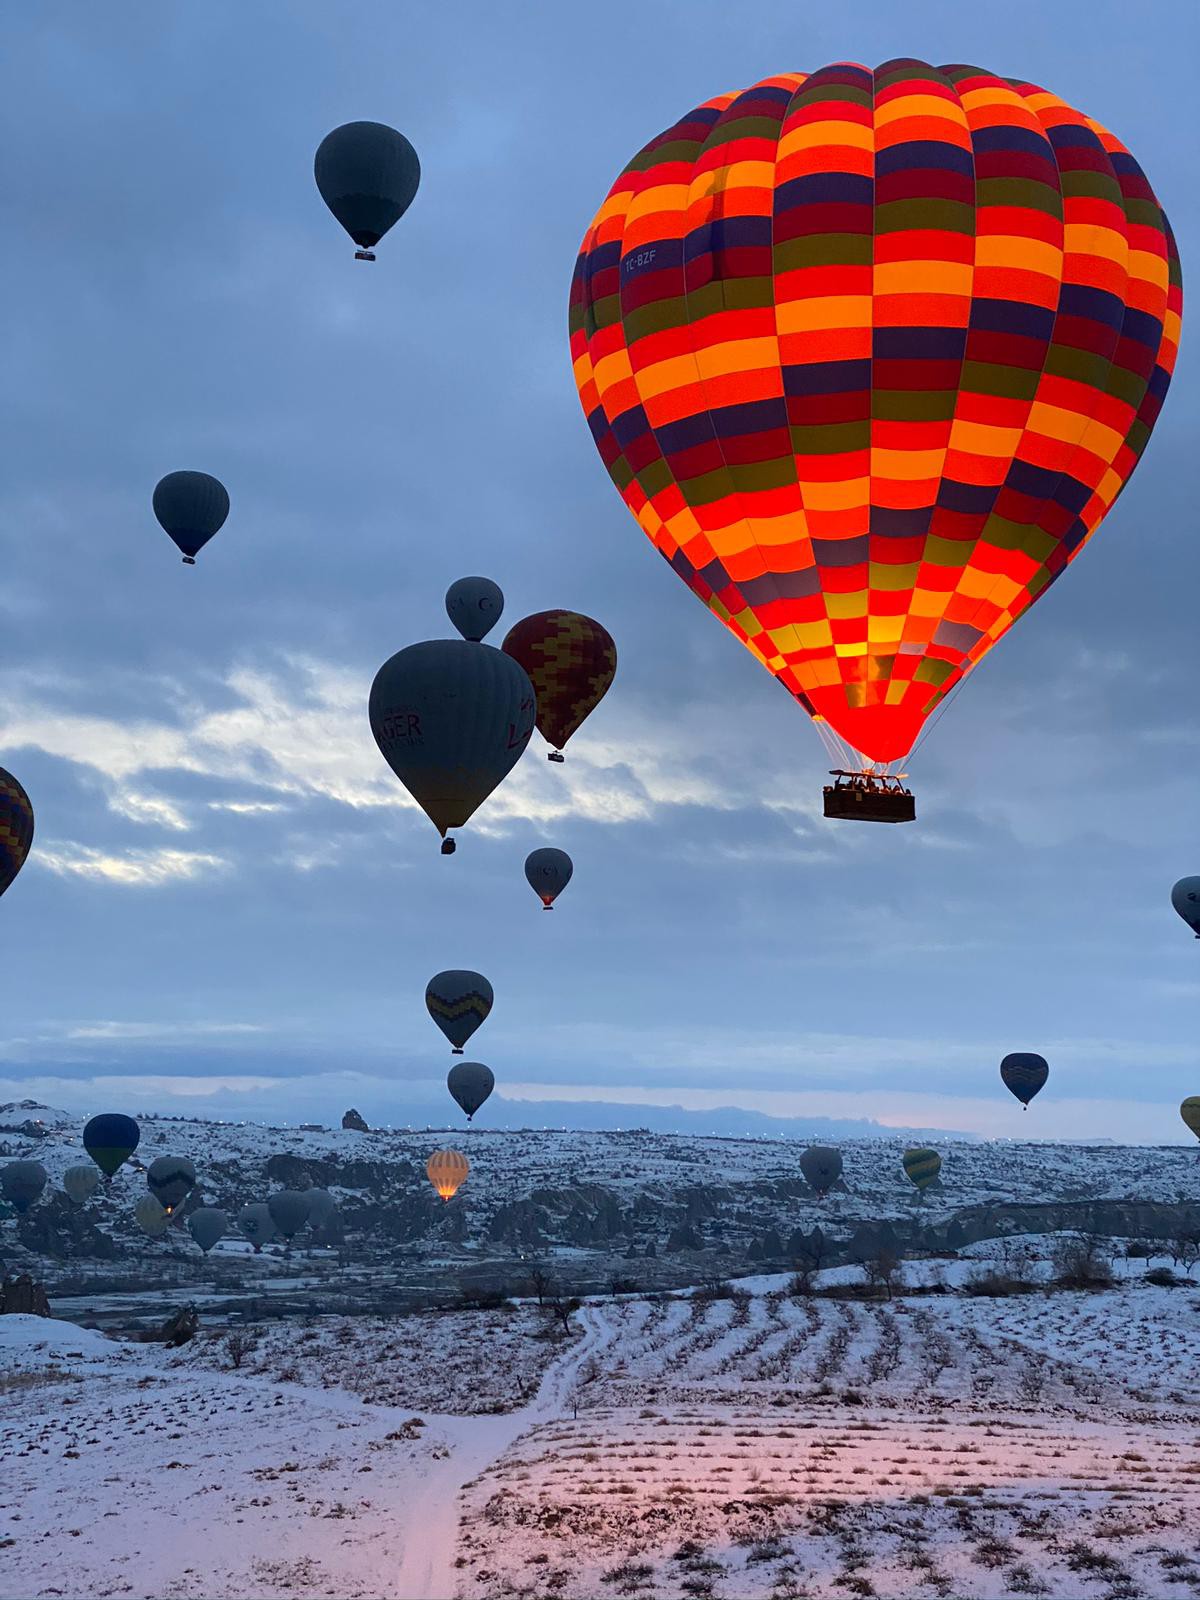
[
  {"left": 135, "top": 1193, "right": 169, "bottom": 1239},
  {"left": 306, "top": 1189, "right": 337, "bottom": 1229},
  {"left": 447, "top": 1061, "right": 495, "bottom": 1121},
  {"left": 799, "top": 1146, "right": 843, "bottom": 1198},
  {"left": 1000, "top": 1052, "right": 1049, "bottom": 1108},
  {"left": 1172, "top": 878, "right": 1200, "bottom": 938},
  {"left": 426, "top": 969, "right": 494, "bottom": 1053},
  {"left": 1, "top": 1160, "right": 47, "bottom": 1214},
  {"left": 63, "top": 1164, "right": 100, "bottom": 1206},
  {"left": 525, "top": 847, "right": 572, "bottom": 909},
  {"left": 237, "top": 1201, "right": 276, "bottom": 1252},
  {"left": 268, "top": 1190, "right": 311, "bottom": 1241},
  {"left": 188, "top": 1207, "right": 228, "bottom": 1253},
  {"left": 146, "top": 1155, "right": 196, "bottom": 1216},
  {"left": 314, "top": 121, "right": 420, "bottom": 261},
  {"left": 369, "top": 640, "right": 535, "bottom": 853},
  {"left": 446, "top": 577, "right": 504, "bottom": 642},
  {"left": 152, "top": 472, "right": 229, "bottom": 565}
]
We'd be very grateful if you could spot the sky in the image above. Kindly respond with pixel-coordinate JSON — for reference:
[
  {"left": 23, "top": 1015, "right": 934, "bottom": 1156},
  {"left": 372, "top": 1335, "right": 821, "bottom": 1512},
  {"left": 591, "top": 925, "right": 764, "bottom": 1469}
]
[{"left": 0, "top": 0, "right": 1197, "bottom": 1144}]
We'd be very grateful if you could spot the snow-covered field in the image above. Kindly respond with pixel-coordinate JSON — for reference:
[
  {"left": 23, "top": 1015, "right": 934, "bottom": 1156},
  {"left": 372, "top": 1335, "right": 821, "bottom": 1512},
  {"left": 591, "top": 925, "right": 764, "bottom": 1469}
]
[{"left": 7, "top": 1262, "right": 1200, "bottom": 1599}]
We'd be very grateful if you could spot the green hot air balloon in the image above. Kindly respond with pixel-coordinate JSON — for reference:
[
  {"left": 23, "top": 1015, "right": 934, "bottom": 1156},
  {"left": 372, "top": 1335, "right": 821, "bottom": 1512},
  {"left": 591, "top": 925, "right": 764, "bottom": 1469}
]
[
  {"left": 369, "top": 640, "right": 536, "bottom": 854},
  {"left": 799, "top": 1146, "right": 843, "bottom": 1198},
  {"left": 147, "top": 1155, "right": 196, "bottom": 1216},
  {"left": 83, "top": 1113, "right": 140, "bottom": 1178},
  {"left": 135, "top": 1194, "right": 169, "bottom": 1239},
  {"left": 315, "top": 121, "right": 420, "bottom": 261},
  {"left": 63, "top": 1165, "right": 100, "bottom": 1206},
  {"left": 525, "top": 847, "right": 572, "bottom": 909},
  {"left": 447, "top": 1061, "right": 495, "bottom": 1121},
  {"left": 237, "top": 1202, "right": 276, "bottom": 1252},
  {"left": 267, "top": 1190, "right": 311, "bottom": 1242},
  {"left": 426, "top": 969, "right": 494, "bottom": 1054},
  {"left": 1, "top": 1160, "right": 48, "bottom": 1214},
  {"left": 446, "top": 577, "right": 504, "bottom": 643},
  {"left": 188, "top": 1207, "right": 227, "bottom": 1254},
  {"left": 153, "top": 472, "right": 229, "bottom": 565},
  {"left": 902, "top": 1147, "right": 942, "bottom": 1198}
]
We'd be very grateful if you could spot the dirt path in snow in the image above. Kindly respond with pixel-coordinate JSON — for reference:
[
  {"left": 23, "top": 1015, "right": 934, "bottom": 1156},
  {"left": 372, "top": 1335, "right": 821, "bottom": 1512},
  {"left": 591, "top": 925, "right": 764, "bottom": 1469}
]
[{"left": 391, "top": 1305, "right": 612, "bottom": 1599}]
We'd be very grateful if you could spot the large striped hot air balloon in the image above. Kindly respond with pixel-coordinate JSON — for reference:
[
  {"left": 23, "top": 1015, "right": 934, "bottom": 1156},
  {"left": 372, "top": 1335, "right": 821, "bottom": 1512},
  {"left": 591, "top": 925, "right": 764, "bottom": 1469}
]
[
  {"left": 569, "top": 61, "right": 1181, "bottom": 811},
  {"left": 427, "top": 1149, "right": 469, "bottom": 1201}
]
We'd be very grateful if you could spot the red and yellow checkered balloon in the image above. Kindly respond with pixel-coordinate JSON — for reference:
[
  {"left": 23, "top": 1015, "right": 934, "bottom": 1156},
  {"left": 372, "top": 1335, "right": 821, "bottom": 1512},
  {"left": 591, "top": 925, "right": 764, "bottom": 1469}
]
[
  {"left": 570, "top": 60, "right": 1181, "bottom": 763},
  {"left": 0, "top": 767, "right": 34, "bottom": 899}
]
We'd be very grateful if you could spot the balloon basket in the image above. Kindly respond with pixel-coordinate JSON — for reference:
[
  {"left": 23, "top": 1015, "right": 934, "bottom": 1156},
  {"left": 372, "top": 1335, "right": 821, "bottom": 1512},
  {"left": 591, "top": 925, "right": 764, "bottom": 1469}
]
[
  {"left": 440, "top": 838, "right": 456, "bottom": 855},
  {"left": 182, "top": 556, "right": 196, "bottom": 565},
  {"left": 823, "top": 770, "right": 915, "bottom": 824},
  {"left": 354, "top": 249, "right": 376, "bottom": 261},
  {"left": 547, "top": 750, "right": 565, "bottom": 764}
]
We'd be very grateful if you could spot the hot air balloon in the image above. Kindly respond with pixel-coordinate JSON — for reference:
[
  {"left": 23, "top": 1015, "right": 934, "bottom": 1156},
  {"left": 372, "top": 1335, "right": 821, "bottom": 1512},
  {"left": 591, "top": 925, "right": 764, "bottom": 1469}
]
[
  {"left": 146, "top": 1155, "right": 196, "bottom": 1216},
  {"left": 237, "top": 1201, "right": 276, "bottom": 1252},
  {"left": 135, "top": 1194, "right": 169, "bottom": 1239},
  {"left": 152, "top": 472, "right": 229, "bottom": 565},
  {"left": 799, "top": 1146, "right": 843, "bottom": 1198},
  {"left": 314, "top": 121, "right": 420, "bottom": 261},
  {"left": 427, "top": 1149, "right": 469, "bottom": 1201},
  {"left": 501, "top": 611, "right": 616, "bottom": 761},
  {"left": 267, "top": 1190, "right": 311, "bottom": 1241},
  {"left": 446, "top": 577, "right": 504, "bottom": 642},
  {"left": 903, "top": 1148, "right": 942, "bottom": 1196},
  {"left": 188, "top": 1207, "right": 227, "bottom": 1254},
  {"left": 0, "top": 768, "right": 34, "bottom": 900},
  {"left": 306, "top": 1189, "right": 337, "bottom": 1229},
  {"left": 426, "top": 970, "right": 493, "bottom": 1054},
  {"left": 524, "top": 847, "right": 573, "bottom": 909},
  {"left": 1172, "top": 879, "right": 1200, "bottom": 938},
  {"left": 1180, "top": 1098, "right": 1200, "bottom": 1142},
  {"left": 447, "top": 1061, "right": 495, "bottom": 1121},
  {"left": 570, "top": 62, "right": 1181, "bottom": 819},
  {"left": 1, "top": 1160, "right": 47, "bottom": 1214},
  {"left": 1000, "top": 1052, "right": 1049, "bottom": 1108},
  {"left": 83, "top": 1113, "right": 140, "bottom": 1178},
  {"left": 63, "top": 1165, "right": 100, "bottom": 1206},
  {"left": 369, "top": 640, "right": 536, "bottom": 853}
]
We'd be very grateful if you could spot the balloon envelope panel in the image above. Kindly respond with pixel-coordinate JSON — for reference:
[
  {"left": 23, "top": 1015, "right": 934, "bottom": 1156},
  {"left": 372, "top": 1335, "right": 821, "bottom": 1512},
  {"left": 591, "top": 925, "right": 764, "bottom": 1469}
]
[{"left": 569, "top": 62, "right": 1182, "bottom": 763}]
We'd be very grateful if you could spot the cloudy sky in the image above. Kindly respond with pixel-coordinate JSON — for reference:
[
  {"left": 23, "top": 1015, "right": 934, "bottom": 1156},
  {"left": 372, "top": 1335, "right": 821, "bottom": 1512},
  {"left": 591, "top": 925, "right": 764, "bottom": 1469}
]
[{"left": 0, "top": 0, "right": 1196, "bottom": 1143}]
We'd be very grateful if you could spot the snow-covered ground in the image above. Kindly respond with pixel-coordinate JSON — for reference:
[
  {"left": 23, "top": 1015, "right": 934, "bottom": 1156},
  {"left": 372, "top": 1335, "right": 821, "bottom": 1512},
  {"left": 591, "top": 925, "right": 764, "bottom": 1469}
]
[{"left": 8, "top": 1257, "right": 1200, "bottom": 1599}]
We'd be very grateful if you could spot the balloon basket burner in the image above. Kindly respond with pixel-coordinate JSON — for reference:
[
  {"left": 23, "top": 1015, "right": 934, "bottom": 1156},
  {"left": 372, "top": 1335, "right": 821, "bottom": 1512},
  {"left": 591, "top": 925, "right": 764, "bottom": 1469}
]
[{"left": 823, "top": 770, "right": 915, "bottom": 824}]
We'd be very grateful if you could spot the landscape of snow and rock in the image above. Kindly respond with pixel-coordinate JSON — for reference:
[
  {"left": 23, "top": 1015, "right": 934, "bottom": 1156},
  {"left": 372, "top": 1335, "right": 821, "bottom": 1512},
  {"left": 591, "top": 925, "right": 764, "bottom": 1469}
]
[{"left": 5, "top": 1103, "right": 1200, "bottom": 1596}]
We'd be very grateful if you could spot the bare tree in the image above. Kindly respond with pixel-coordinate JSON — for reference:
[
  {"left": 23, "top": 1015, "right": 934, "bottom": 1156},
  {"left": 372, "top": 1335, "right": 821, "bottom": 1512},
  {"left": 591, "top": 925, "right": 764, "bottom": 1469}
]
[
  {"left": 862, "top": 1248, "right": 903, "bottom": 1301},
  {"left": 1175, "top": 1234, "right": 1200, "bottom": 1277},
  {"left": 525, "top": 1264, "right": 554, "bottom": 1306},
  {"left": 544, "top": 1291, "right": 582, "bottom": 1336}
]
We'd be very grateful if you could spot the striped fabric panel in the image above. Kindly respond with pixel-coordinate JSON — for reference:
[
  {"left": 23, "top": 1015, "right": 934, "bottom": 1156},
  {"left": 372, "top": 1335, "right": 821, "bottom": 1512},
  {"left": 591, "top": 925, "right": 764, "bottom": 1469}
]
[{"left": 569, "top": 61, "right": 1181, "bottom": 763}]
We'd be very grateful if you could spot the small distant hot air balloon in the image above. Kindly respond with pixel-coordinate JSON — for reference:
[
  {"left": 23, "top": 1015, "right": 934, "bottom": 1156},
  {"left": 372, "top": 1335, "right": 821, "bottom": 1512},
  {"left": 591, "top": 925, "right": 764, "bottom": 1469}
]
[
  {"left": 1181, "top": 1098, "right": 1200, "bottom": 1143},
  {"left": 135, "top": 1193, "right": 169, "bottom": 1239},
  {"left": 83, "top": 1113, "right": 140, "bottom": 1179},
  {"left": 0, "top": 768, "right": 34, "bottom": 901},
  {"left": 525, "top": 847, "right": 572, "bottom": 909},
  {"left": 447, "top": 1061, "right": 495, "bottom": 1121},
  {"left": 903, "top": 1148, "right": 942, "bottom": 1197},
  {"left": 426, "top": 970, "right": 493, "bottom": 1054},
  {"left": 446, "top": 577, "right": 504, "bottom": 643},
  {"left": 306, "top": 1189, "right": 337, "bottom": 1230},
  {"left": 369, "top": 640, "right": 536, "bottom": 853},
  {"left": 238, "top": 1201, "right": 276, "bottom": 1252},
  {"left": 153, "top": 472, "right": 229, "bottom": 565},
  {"left": 1, "top": 1160, "right": 47, "bottom": 1214},
  {"left": 1172, "top": 879, "right": 1200, "bottom": 939},
  {"left": 146, "top": 1155, "right": 196, "bottom": 1216},
  {"left": 799, "top": 1146, "right": 843, "bottom": 1198},
  {"left": 268, "top": 1190, "right": 311, "bottom": 1242},
  {"left": 502, "top": 611, "right": 616, "bottom": 761},
  {"left": 570, "top": 64, "right": 1182, "bottom": 809},
  {"left": 1000, "top": 1053, "right": 1049, "bottom": 1109},
  {"left": 188, "top": 1207, "right": 227, "bottom": 1254},
  {"left": 427, "top": 1149, "right": 469, "bottom": 1201},
  {"left": 314, "top": 121, "right": 420, "bottom": 261},
  {"left": 63, "top": 1165, "right": 100, "bottom": 1206}
]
